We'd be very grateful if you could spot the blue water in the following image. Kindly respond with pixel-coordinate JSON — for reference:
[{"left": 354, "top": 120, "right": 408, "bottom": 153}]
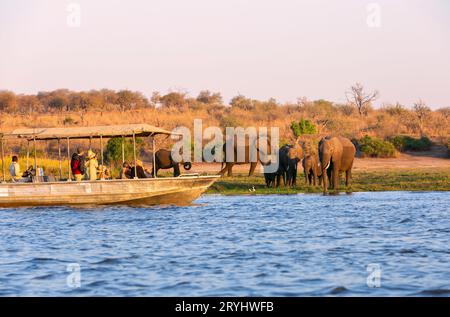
[{"left": 0, "top": 191, "right": 449, "bottom": 297}]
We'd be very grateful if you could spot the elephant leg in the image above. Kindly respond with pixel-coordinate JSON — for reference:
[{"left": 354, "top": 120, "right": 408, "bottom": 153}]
[
  {"left": 219, "top": 163, "right": 229, "bottom": 176},
  {"left": 248, "top": 162, "right": 258, "bottom": 177},
  {"left": 322, "top": 169, "right": 328, "bottom": 194},
  {"left": 276, "top": 173, "right": 281, "bottom": 188},
  {"left": 304, "top": 170, "right": 309, "bottom": 185},
  {"left": 173, "top": 164, "right": 181, "bottom": 177},
  {"left": 333, "top": 166, "right": 340, "bottom": 191},
  {"left": 226, "top": 163, "right": 235, "bottom": 177},
  {"left": 346, "top": 169, "right": 352, "bottom": 187},
  {"left": 327, "top": 169, "right": 332, "bottom": 189}
]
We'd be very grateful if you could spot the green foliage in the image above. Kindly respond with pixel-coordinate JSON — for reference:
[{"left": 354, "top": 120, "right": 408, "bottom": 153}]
[
  {"left": 290, "top": 119, "right": 317, "bottom": 137},
  {"left": 104, "top": 137, "right": 144, "bottom": 165},
  {"left": 389, "top": 135, "right": 432, "bottom": 152},
  {"left": 358, "top": 135, "right": 397, "bottom": 158}
]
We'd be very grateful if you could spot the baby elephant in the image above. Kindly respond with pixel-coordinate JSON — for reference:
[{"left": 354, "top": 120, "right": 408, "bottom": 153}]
[{"left": 302, "top": 154, "right": 321, "bottom": 186}]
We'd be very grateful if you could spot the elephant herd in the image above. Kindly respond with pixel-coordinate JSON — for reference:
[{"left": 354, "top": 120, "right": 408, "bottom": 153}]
[
  {"left": 272, "top": 136, "right": 356, "bottom": 193},
  {"left": 263, "top": 136, "right": 356, "bottom": 193},
  {"left": 218, "top": 136, "right": 356, "bottom": 194},
  {"left": 153, "top": 136, "right": 356, "bottom": 194}
]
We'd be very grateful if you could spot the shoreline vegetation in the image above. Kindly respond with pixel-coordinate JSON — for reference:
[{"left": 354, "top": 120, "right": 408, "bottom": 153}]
[{"left": 208, "top": 168, "right": 450, "bottom": 195}]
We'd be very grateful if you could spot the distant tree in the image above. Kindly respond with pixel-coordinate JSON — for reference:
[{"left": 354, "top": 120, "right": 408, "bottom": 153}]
[
  {"left": 230, "top": 94, "right": 254, "bottom": 110},
  {"left": 196, "top": 90, "right": 223, "bottom": 105},
  {"left": 159, "top": 92, "right": 188, "bottom": 109},
  {"left": 150, "top": 91, "right": 161, "bottom": 107},
  {"left": 346, "top": 83, "right": 379, "bottom": 116},
  {"left": 437, "top": 107, "right": 450, "bottom": 120},
  {"left": 48, "top": 96, "right": 67, "bottom": 112},
  {"left": 117, "top": 90, "right": 150, "bottom": 112},
  {"left": 17, "top": 95, "right": 42, "bottom": 115},
  {"left": 413, "top": 100, "right": 431, "bottom": 135},
  {"left": 383, "top": 102, "right": 408, "bottom": 116},
  {"left": 0, "top": 91, "right": 17, "bottom": 113}
]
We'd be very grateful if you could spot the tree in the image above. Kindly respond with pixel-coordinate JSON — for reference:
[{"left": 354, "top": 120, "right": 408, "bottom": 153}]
[
  {"left": 17, "top": 95, "right": 42, "bottom": 115},
  {"left": 230, "top": 94, "right": 254, "bottom": 110},
  {"left": 413, "top": 100, "right": 431, "bottom": 135},
  {"left": 346, "top": 83, "right": 379, "bottom": 116},
  {"left": 437, "top": 107, "right": 450, "bottom": 120},
  {"left": 0, "top": 91, "right": 17, "bottom": 113},
  {"left": 196, "top": 90, "right": 223, "bottom": 105},
  {"left": 159, "top": 92, "right": 188, "bottom": 109},
  {"left": 117, "top": 90, "right": 150, "bottom": 112}
]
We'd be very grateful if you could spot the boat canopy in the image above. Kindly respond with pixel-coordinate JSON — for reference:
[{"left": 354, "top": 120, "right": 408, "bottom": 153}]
[{"left": 4, "top": 124, "right": 179, "bottom": 140}]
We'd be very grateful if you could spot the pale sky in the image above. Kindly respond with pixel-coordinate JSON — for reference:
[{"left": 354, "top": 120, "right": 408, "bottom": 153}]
[{"left": 0, "top": 0, "right": 449, "bottom": 108}]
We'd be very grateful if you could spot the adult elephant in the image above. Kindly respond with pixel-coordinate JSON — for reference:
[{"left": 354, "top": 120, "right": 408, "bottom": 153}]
[
  {"left": 153, "top": 149, "right": 192, "bottom": 177},
  {"left": 318, "top": 137, "right": 356, "bottom": 194},
  {"left": 219, "top": 136, "right": 272, "bottom": 177}
]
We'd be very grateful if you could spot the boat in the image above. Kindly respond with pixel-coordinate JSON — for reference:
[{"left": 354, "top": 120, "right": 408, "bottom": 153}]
[{"left": 0, "top": 124, "right": 220, "bottom": 207}]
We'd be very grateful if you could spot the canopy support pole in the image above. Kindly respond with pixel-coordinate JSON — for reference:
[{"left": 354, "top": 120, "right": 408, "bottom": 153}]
[
  {"left": 58, "top": 139, "right": 62, "bottom": 180},
  {"left": 152, "top": 135, "right": 157, "bottom": 179},
  {"left": 100, "top": 135, "right": 104, "bottom": 180},
  {"left": 33, "top": 136, "right": 38, "bottom": 181},
  {"left": 1, "top": 137, "right": 5, "bottom": 183},
  {"left": 133, "top": 132, "right": 138, "bottom": 179},
  {"left": 122, "top": 136, "right": 125, "bottom": 165},
  {"left": 26, "top": 140, "right": 30, "bottom": 168},
  {"left": 67, "top": 137, "right": 72, "bottom": 181}
]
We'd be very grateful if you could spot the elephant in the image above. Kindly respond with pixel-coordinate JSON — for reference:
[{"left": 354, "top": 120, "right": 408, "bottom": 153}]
[
  {"left": 153, "top": 149, "right": 192, "bottom": 177},
  {"left": 302, "top": 153, "right": 320, "bottom": 186},
  {"left": 220, "top": 136, "right": 272, "bottom": 177},
  {"left": 285, "top": 141, "right": 304, "bottom": 187},
  {"left": 318, "top": 136, "right": 356, "bottom": 194},
  {"left": 264, "top": 141, "right": 304, "bottom": 188}
]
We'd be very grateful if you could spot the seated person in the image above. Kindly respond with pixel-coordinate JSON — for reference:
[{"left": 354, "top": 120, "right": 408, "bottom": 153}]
[
  {"left": 22, "top": 165, "right": 35, "bottom": 179},
  {"left": 130, "top": 160, "right": 148, "bottom": 179},
  {"left": 120, "top": 162, "right": 132, "bottom": 179},
  {"left": 97, "top": 165, "right": 111, "bottom": 180},
  {"left": 9, "top": 156, "right": 26, "bottom": 182}
]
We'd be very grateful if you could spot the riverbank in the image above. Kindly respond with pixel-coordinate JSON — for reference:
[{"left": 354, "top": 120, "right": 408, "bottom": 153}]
[{"left": 207, "top": 168, "right": 450, "bottom": 195}]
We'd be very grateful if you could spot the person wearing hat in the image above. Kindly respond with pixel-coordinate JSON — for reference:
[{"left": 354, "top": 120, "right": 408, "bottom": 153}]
[
  {"left": 130, "top": 159, "right": 148, "bottom": 179},
  {"left": 85, "top": 149, "right": 99, "bottom": 181}
]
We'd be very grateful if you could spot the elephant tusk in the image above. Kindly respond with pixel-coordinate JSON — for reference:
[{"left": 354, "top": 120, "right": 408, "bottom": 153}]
[{"left": 325, "top": 162, "right": 330, "bottom": 170}]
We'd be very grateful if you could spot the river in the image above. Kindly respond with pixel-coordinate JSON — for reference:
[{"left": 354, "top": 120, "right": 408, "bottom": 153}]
[{"left": 0, "top": 191, "right": 449, "bottom": 296}]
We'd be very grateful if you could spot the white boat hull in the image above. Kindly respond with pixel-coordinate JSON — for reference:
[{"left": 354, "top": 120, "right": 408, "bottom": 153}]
[{"left": 0, "top": 175, "right": 220, "bottom": 207}]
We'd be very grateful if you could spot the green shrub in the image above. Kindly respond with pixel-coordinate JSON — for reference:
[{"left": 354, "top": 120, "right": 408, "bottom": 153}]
[
  {"left": 389, "top": 135, "right": 432, "bottom": 152},
  {"left": 290, "top": 119, "right": 317, "bottom": 137},
  {"left": 104, "top": 137, "right": 144, "bottom": 166},
  {"left": 358, "top": 135, "right": 397, "bottom": 158}
]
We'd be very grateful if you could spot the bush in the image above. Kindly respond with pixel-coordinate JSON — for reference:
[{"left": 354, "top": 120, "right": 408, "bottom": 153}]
[
  {"left": 104, "top": 137, "right": 144, "bottom": 166},
  {"left": 358, "top": 135, "right": 397, "bottom": 158},
  {"left": 290, "top": 119, "right": 317, "bottom": 137},
  {"left": 389, "top": 135, "right": 432, "bottom": 152}
]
